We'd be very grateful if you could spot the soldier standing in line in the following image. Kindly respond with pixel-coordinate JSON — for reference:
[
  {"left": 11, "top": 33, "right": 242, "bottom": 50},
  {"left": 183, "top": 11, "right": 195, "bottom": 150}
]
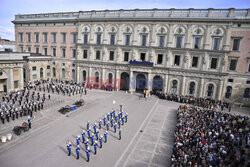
[
  {"left": 76, "top": 145, "right": 80, "bottom": 159},
  {"left": 106, "top": 121, "right": 110, "bottom": 131},
  {"left": 119, "top": 129, "right": 122, "bottom": 140},
  {"left": 87, "top": 128, "right": 91, "bottom": 138},
  {"left": 107, "top": 113, "right": 110, "bottom": 121},
  {"left": 66, "top": 141, "right": 72, "bottom": 156},
  {"left": 99, "top": 119, "right": 102, "bottom": 129},
  {"left": 114, "top": 123, "right": 117, "bottom": 133},
  {"left": 110, "top": 118, "right": 114, "bottom": 127},
  {"left": 87, "top": 121, "right": 90, "bottom": 130},
  {"left": 95, "top": 130, "right": 99, "bottom": 140},
  {"left": 103, "top": 116, "right": 106, "bottom": 126},
  {"left": 121, "top": 117, "right": 125, "bottom": 125},
  {"left": 90, "top": 133, "right": 94, "bottom": 146},
  {"left": 93, "top": 123, "right": 97, "bottom": 134},
  {"left": 118, "top": 119, "right": 121, "bottom": 129},
  {"left": 99, "top": 136, "right": 103, "bottom": 148},
  {"left": 93, "top": 141, "right": 98, "bottom": 155},
  {"left": 84, "top": 139, "right": 89, "bottom": 150},
  {"left": 76, "top": 135, "right": 81, "bottom": 145}
]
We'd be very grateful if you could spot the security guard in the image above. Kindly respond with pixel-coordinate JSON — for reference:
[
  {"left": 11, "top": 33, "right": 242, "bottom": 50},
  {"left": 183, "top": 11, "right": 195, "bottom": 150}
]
[
  {"left": 76, "top": 135, "right": 81, "bottom": 145},
  {"left": 119, "top": 129, "right": 122, "bottom": 140},
  {"left": 93, "top": 141, "right": 98, "bottom": 155},
  {"left": 76, "top": 145, "right": 80, "bottom": 159},
  {"left": 104, "top": 131, "right": 108, "bottom": 143},
  {"left": 66, "top": 141, "right": 72, "bottom": 156},
  {"left": 99, "top": 135, "right": 103, "bottom": 148},
  {"left": 81, "top": 130, "right": 86, "bottom": 143},
  {"left": 86, "top": 147, "right": 91, "bottom": 162},
  {"left": 99, "top": 119, "right": 102, "bottom": 129},
  {"left": 114, "top": 123, "right": 117, "bottom": 133}
]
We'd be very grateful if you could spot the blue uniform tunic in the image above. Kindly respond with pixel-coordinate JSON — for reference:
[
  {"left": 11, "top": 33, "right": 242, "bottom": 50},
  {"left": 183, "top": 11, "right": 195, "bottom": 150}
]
[
  {"left": 76, "top": 146, "right": 80, "bottom": 159},
  {"left": 67, "top": 143, "right": 72, "bottom": 156},
  {"left": 81, "top": 132, "right": 85, "bottom": 142},
  {"left": 99, "top": 137, "right": 103, "bottom": 148},
  {"left": 99, "top": 120, "right": 102, "bottom": 129},
  {"left": 104, "top": 132, "right": 108, "bottom": 143}
]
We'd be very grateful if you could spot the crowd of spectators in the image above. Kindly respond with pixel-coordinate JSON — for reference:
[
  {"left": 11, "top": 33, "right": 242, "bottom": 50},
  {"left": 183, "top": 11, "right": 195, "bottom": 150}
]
[{"left": 171, "top": 105, "right": 249, "bottom": 166}]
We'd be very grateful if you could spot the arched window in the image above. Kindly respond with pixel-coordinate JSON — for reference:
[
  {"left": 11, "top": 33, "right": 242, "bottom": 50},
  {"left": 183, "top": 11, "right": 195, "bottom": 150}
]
[
  {"left": 108, "top": 73, "right": 112, "bottom": 84},
  {"left": 62, "top": 69, "right": 65, "bottom": 78},
  {"left": 171, "top": 80, "right": 178, "bottom": 94},
  {"left": 207, "top": 84, "right": 214, "bottom": 97},
  {"left": 189, "top": 82, "right": 195, "bottom": 95},
  {"left": 82, "top": 70, "right": 86, "bottom": 82},
  {"left": 225, "top": 86, "right": 232, "bottom": 98},
  {"left": 95, "top": 72, "right": 99, "bottom": 84},
  {"left": 72, "top": 69, "right": 76, "bottom": 81},
  {"left": 243, "top": 88, "right": 250, "bottom": 99},
  {"left": 40, "top": 68, "right": 44, "bottom": 79}
]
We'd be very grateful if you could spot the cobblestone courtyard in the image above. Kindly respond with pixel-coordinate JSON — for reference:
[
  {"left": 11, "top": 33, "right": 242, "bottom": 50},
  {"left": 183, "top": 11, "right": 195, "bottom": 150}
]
[{"left": 0, "top": 90, "right": 248, "bottom": 167}]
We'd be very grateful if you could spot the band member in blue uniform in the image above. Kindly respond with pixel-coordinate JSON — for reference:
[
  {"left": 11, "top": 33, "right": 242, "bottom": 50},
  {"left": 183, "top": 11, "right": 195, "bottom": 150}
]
[
  {"left": 119, "top": 129, "right": 122, "bottom": 140},
  {"left": 103, "top": 117, "right": 106, "bottom": 126},
  {"left": 66, "top": 141, "right": 72, "bottom": 156},
  {"left": 125, "top": 113, "right": 128, "bottom": 123},
  {"left": 93, "top": 141, "right": 98, "bottom": 154},
  {"left": 76, "top": 145, "right": 80, "bottom": 159},
  {"left": 118, "top": 119, "right": 121, "bottom": 129},
  {"left": 84, "top": 139, "right": 89, "bottom": 150},
  {"left": 99, "top": 119, "right": 102, "bottom": 129},
  {"left": 107, "top": 113, "right": 110, "bottom": 121},
  {"left": 86, "top": 147, "right": 91, "bottom": 162},
  {"left": 87, "top": 128, "right": 91, "bottom": 138},
  {"left": 93, "top": 123, "right": 97, "bottom": 134},
  {"left": 104, "top": 131, "right": 108, "bottom": 143},
  {"left": 95, "top": 130, "right": 99, "bottom": 140},
  {"left": 99, "top": 135, "right": 103, "bottom": 148},
  {"left": 81, "top": 130, "right": 86, "bottom": 143},
  {"left": 76, "top": 135, "right": 81, "bottom": 145},
  {"left": 90, "top": 133, "right": 94, "bottom": 145},
  {"left": 121, "top": 116, "right": 124, "bottom": 125},
  {"left": 110, "top": 118, "right": 114, "bottom": 127},
  {"left": 106, "top": 121, "right": 110, "bottom": 131},
  {"left": 87, "top": 121, "right": 90, "bottom": 130},
  {"left": 115, "top": 115, "right": 118, "bottom": 123},
  {"left": 114, "top": 123, "right": 117, "bottom": 133}
]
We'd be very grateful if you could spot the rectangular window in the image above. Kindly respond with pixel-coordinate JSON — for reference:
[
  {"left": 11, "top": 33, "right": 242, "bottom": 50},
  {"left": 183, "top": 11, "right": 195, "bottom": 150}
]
[
  {"left": 27, "top": 46, "right": 31, "bottom": 52},
  {"left": 62, "top": 48, "right": 66, "bottom": 58},
  {"left": 47, "top": 65, "right": 50, "bottom": 69},
  {"left": 14, "top": 81, "right": 18, "bottom": 89},
  {"left": 247, "top": 80, "right": 250, "bottom": 84},
  {"left": 20, "top": 46, "right": 23, "bottom": 52},
  {"left": 72, "top": 49, "right": 76, "bottom": 58},
  {"left": 52, "top": 48, "right": 56, "bottom": 57},
  {"left": 141, "top": 35, "right": 147, "bottom": 46},
  {"left": 232, "top": 38, "right": 240, "bottom": 51},
  {"left": 157, "top": 54, "right": 163, "bottom": 64},
  {"left": 72, "top": 33, "right": 77, "bottom": 43},
  {"left": 228, "top": 79, "right": 234, "bottom": 82},
  {"left": 43, "top": 33, "right": 48, "bottom": 43},
  {"left": 36, "top": 47, "right": 39, "bottom": 54},
  {"left": 32, "top": 74, "right": 37, "bottom": 79},
  {"left": 83, "top": 50, "right": 88, "bottom": 59},
  {"left": 176, "top": 36, "right": 182, "bottom": 48},
  {"left": 211, "top": 58, "right": 218, "bottom": 69},
  {"left": 35, "top": 33, "right": 39, "bottom": 43},
  {"left": 44, "top": 48, "right": 47, "bottom": 55},
  {"left": 229, "top": 59, "right": 237, "bottom": 71},
  {"left": 194, "top": 36, "right": 201, "bottom": 49},
  {"left": 32, "top": 66, "right": 36, "bottom": 71},
  {"left": 140, "top": 53, "right": 146, "bottom": 61},
  {"left": 125, "top": 35, "right": 130, "bottom": 45},
  {"left": 174, "top": 55, "right": 180, "bottom": 66},
  {"left": 62, "top": 33, "right": 66, "bottom": 43},
  {"left": 110, "top": 34, "right": 115, "bottom": 45},
  {"left": 84, "top": 34, "right": 88, "bottom": 44},
  {"left": 52, "top": 33, "right": 56, "bottom": 43},
  {"left": 248, "top": 62, "right": 250, "bottom": 72},
  {"left": 124, "top": 52, "right": 129, "bottom": 61},
  {"left": 96, "top": 50, "right": 100, "bottom": 60},
  {"left": 109, "top": 51, "right": 114, "bottom": 61},
  {"left": 159, "top": 36, "right": 165, "bottom": 47},
  {"left": 192, "top": 56, "right": 199, "bottom": 67},
  {"left": 19, "top": 33, "right": 23, "bottom": 42},
  {"left": 213, "top": 37, "right": 220, "bottom": 50},
  {"left": 27, "top": 33, "right": 31, "bottom": 42},
  {"left": 97, "top": 34, "right": 101, "bottom": 44}
]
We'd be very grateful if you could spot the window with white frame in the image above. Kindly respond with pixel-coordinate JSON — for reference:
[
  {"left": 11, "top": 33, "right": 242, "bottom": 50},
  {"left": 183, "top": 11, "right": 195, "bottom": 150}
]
[
  {"left": 72, "top": 33, "right": 77, "bottom": 43},
  {"left": 176, "top": 36, "right": 183, "bottom": 48},
  {"left": 141, "top": 35, "right": 147, "bottom": 46},
  {"left": 83, "top": 50, "right": 88, "bottom": 59},
  {"left": 229, "top": 59, "right": 238, "bottom": 71},
  {"left": 72, "top": 48, "right": 76, "bottom": 58},
  {"left": 192, "top": 56, "right": 199, "bottom": 67},
  {"left": 125, "top": 34, "right": 130, "bottom": 46},
  {"left": 84, "top": 34, "right": 88, "bottom": 44},
  {"left": 110, "top": 34, "right": 115, "bottom": 45},
  {"left": 96, "top": 34, "right": 101, "bottom": 44},
  {"left": 19, "top": 33, "right": 23, "bottom": 42},
  {"left": 52, "top": 48, "right": 56, "bottom": 57},
  {"left": 35, "top": 33, "right": 39, "bottom": 43},
  {"left": 232, "top": 38, "right": 241, "bottom": 51},
  {"left": 174, "top": 55, "right": 181, "bottom": 66},
  {"left": 62, "top": 33, "right": 66, "bottom": 43},
  {"left": 194, "top": 36, "right": 201, "bottom": 49},
  {"left": 109, "top": 51, "right": 114, "bottom": 61},
  {"left": 62, "top": 48, "right": 66, "bottom": 58},
  {"left": 210, "top": 58, "right": 218, "bottom": 69},
  {"left": 213, "top": 37, "right": 221, "bottom": 50},
  {"left": 52, "top": 33, "right": 56, "bottom": 43},
  {"left": 43, "top": 33, "right": 48, "bottom": 43},
  {"left": 159, "top": 36, "right": 165, "bottom": 47},
  {"left": 27, "top": 33, "right": 31, "bottom": 42}
]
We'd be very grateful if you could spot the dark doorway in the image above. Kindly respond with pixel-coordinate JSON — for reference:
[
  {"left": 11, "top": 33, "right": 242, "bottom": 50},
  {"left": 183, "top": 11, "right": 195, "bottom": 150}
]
[
  {"left": 136, "top": 74, "right": 146, "bottom": 92},
  {"left": 120, "top": 72, "right": 129, "bottom": 90},
  {"left": 3, "top": 85, "right": 7, "bottom": 92},
  {"left": 152, "top": 75, "right": 163, "bottom": 92}
]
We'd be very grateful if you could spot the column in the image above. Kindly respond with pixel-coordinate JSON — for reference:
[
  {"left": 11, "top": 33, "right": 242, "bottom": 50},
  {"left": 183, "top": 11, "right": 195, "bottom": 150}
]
[
  {"left": 147, "top": 73, "right": 153, "bottom": 92},
  {"left": 115, "top": 70, "right": 120, "bottom": 90},
  {"left": 101, "top": 68, "right": 105, "bottom": 86},
  {"left": 9, "top": 68, "right": 14, "bottom": 92},
  {"left": 217, "top": 80, "right": 224, "bottom": 100},
  {"left": 19, "top": 68, "right": 24, "bottom": 90},
  {"left": 199, "top": 78, "right": 205, "bottom": 98},
  {"left": 88, "top": 67, "right": 92, "bottom": 84},
  {"left": 167, "top": 24, "right": 174, "bottom": 47},
  {"left": 181, "top": 76, "right": 186, "bottom": 95},
  {"left": 203, "top": 25, "right": 211, "bottom": 50},
  {"left": 163, "top": 74, "right": 169, "bottom": 94},
  {"left": 129, "top": 70, "right": 134, "bottom": 94},
  {"left": 76, "top": 66, "right": 80, "bottom": 83},
  {"left": 223, "top": 26, "right": 231, "bottom": 51}
]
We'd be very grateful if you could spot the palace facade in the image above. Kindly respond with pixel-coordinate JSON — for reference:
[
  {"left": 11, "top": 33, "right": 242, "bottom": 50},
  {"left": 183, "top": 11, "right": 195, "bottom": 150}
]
[{"left": 12, "top": 8, "right": 250, "bottom": 105}]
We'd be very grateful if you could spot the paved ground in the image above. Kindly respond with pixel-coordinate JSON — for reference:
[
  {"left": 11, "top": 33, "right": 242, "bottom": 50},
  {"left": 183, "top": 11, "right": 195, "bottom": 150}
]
[{"left": 0, "top": 90, "right": 249, "bottom": 167}]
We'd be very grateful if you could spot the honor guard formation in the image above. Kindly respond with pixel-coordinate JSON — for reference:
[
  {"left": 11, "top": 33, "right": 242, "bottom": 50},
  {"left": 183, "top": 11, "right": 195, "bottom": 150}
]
[{"left": 66, "top": 104, "right": 128, "bottom": 162}]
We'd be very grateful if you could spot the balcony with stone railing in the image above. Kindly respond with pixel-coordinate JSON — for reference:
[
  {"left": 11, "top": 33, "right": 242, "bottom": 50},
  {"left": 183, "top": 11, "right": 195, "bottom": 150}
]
[
  {"left": 129, "top": 60, "right": 153, "bottom": 67},
  {"left": 13, "top": 8, "right": 250, "bottom": 22}
]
